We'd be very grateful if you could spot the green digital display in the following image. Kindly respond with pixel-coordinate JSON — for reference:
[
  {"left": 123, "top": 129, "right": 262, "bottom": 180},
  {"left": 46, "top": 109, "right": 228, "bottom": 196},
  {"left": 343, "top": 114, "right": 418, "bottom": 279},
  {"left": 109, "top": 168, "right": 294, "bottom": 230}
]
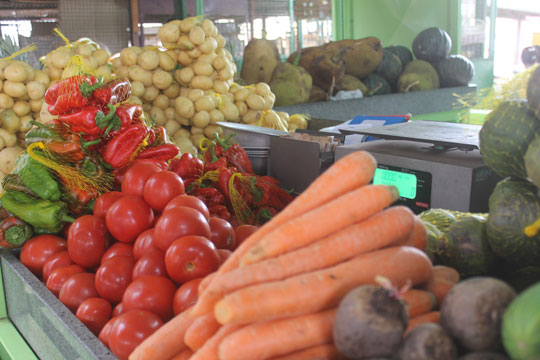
[{"left": 373, "top": 168, "right": 417, "bottom": 199}]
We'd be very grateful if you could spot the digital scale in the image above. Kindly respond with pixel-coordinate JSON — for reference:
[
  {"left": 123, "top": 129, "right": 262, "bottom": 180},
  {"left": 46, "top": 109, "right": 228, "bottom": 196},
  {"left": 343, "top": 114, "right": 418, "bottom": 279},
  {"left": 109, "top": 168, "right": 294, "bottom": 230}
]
[{"left": 335, "top": 121, "right": 501, "bottom": 213}]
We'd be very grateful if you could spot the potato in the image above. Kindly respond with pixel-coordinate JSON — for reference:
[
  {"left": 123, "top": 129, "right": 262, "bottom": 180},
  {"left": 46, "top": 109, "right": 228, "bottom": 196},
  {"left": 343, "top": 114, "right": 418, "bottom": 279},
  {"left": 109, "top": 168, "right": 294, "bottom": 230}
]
[
  {"left": 131, "top": 81, "right": 145, "bottom": 97},
  {"left": 178, "top": 35, "right": 195, "bottom": 51},
  {"left": 164, "top": 107, "right": 175, "bottom": 120},
  {"left": 95, "top": 65, "right": 112, "bottom": 79},
  {"left": 47, "top": 66, "right": 63, "bottom": 81},
  {"left": 21, "top": 63, "right": 35, "bottom": 82},
  {"left": 198, "top": 53, "right": 217, "bottom": 64},
  {"left": 189, "top": 26, "right": 205, "bottom": 46},
  {"left": 120, "top": 47, "right": 139, "bottom": 66},
  {"left": 82, "top": 55, "right": 98, "bottom": 69},
  {"left": 158, "top": 22, "right": 181, "bottom": 43},
  {"left": 209, "top": 109, "right": 225, "bottom": 124},
  {"left": 29, "top": 99, "right": 43, "bottom": 113},
  {"left": 190, "top": 133, "right": 206, "bottom": 148},
  {"left": 142, "top": 85, "right": 159, "bottom": 102},
  {"left": 187, "top": 47, "right": 202, "bottom": 59},
  {"left": 180, "top": 17, "right": 198, "bottom": 33},
  {"left": 219, "top": 67, "right": 233, "bottom": 81},
  {"left": 213, "top": 80, "right": 229, "bottom": 94},
  {"left": 0, "top": 60, "right": 10, "bottom": 79},
  {"left": 235, "top": 101, "right": 248, "bottom": 117},
  {"left": 223, "top": 49, "right": 234, "bottom": 62},
  {"left": 0, "top": 137, "right": 5, "bottom": 151},
  {"left": 195, "top": 95, "right": 216, "bottom": 112},
  {"left": 4, "top": 62, "right": 27, "bottom": 83},
  {"left": 175, "top": 135, "right": 198, "bottom": 155},
  {"left": 264, "top": 92, "right": 276, "bottom": 109},
  {"left": 0, "top": 94, "right": 14, "bottom": 109},
  {"left": 215, "top": 34, "right": 227, "bottom": 49},
  {"left": 234, "top": 88, "right": 249, "bottom": 102},
  {"left": 191, "top": 76, "right": 213, "bottom": 90},
  {"left": 19, "top": 115, "right": 32, "bottom": 132},
  {"left": 193, "top": 61, "right": 213, "bottom": 77},
  {"left": 255, "top": 82, "right": 272, "bottom": 97},
  {"left": 92, "top": 49, "right": 110, "bottom": 66},
  {"left": 12, "top": 101, "right": 30, "bottom": 117},
  {"left": 158, "top": 52, "right": 176, "bottom": 71},
  {"left": 128, "top": 65, "right": 153, "bottom": 86},
  {"left": 39, "top": 100, "right": 55, "bottom": 124},
  {"left": 246, "top": 93, "right": 265, "bottom": 111},
  {"left": 0, "top": 109, "right": 20, "bottom": 133},
  {"left": 192, "top": 110, "right": 210, "bottom": 128},
  {"left": 152, "top": 69, "right": 173, "bottom": 89},
  {"left": 177, "top": 51, "right": 193, "bottom": 66},
  {"left": 0, "top": 128, "right": 17, "bottom": 147},
  {"left": 163, "top": 83, "right": 180, "bottom": 99},
  {"left": 112, "top": 57, "right": 123, "bottom": 68},
  {"left": 149, "top": 106, "right": 166, "bottom": 126},
  {"left": 153, "top": 94, "right": 170, "bottom": 110},
  {"left": 33, "top": 70, "right": 50, "bottom": 88},
  {"left": 142, "top": 103, "right": 152, "bottom": 113},
  {"left": 0, "top": 146, "right": 22, "bottom": 173},
  {"left": 115, "top": 65, "right": 130, "bottom": 78},
  {"left": 186, "top": 89, "right": 203, "bottom": 103},
  {"left": 3, "top": 81, "right": 26, "bottom": 98},
  {"left": 127, "top": 95, "right": 142, "bottom": 105},
  {"left": 175, "top": 96, "right": 195, "bottom": 119},
  {"left": 397, "top": 324, "right": 457, "bottom": 360},
  {"left": 176, "top": 67, "right": 194, "bottom": 85},
  {"left": 138, "top": 50, "right": 159, "bottom": 71},
  {"left": 204, "top": 124, "right": 224, "bottom": 139},
  {"left": 174, "top": 111, "right": 190, "bottom": 126},
  {"left": 199, "top": 37, "right": 218, "bottom": 54},
  {"left": 165, "top": 119, "right": 181, "bottom": 136},
  {"left": 51, "top": 50, "right": 72, "bottom": 69},
  {"left": 242, "top": 110, "right": 260, "bottom": 124},
  {"left": 222, "top": 102, "right": 240, "bottom": 122},
  {"left": 25, "top": 81, "right": 45, "bottom": 101},
  {"left": 179, "top": 87, "right": 191, "bottom": 97},
  {"left": 190, "top": 126, "right": 204, "bottom": 136}
]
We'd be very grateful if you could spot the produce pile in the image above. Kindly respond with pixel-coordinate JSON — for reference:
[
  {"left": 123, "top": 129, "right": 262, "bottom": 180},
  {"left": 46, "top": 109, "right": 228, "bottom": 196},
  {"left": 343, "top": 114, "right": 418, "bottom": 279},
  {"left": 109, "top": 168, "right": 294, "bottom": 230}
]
[{"left": 245, "top": 27, "right": 475, "bottom": 106}]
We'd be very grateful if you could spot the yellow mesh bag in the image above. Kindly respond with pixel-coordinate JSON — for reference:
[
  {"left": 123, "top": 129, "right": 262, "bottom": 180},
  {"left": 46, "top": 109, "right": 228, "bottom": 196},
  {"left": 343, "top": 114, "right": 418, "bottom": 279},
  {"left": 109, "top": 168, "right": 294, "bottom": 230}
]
[{"left": 228, "top": 172, "right": 253, "bottom": 224}]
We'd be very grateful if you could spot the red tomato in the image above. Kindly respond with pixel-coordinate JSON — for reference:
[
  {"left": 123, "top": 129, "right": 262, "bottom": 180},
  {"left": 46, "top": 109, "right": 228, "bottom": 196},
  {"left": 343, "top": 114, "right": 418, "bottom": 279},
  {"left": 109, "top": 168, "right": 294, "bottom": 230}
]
[
  {"left": 20, "top": 235, "right": 67, "bottom": 278},
  {"left": 121, "top": 162, "right": 162, "bottom": 196},
  {"left": 59, "top": 272, "right": 99, "bottom": 313},
  {"left": 133, "top": 158, "right": 169, "bottom": 171},
  {"left": 101, "top": 242, "right": 134, "bottom": 263},
  {"left": 132, "top": 250, "right": 167, "bottom": 280},
  {"left": 46, "top": 264, "right": 85, "bottom": 297},
  {"left": 109, "top": 310, "right": 163, "bottom": 360},
  {"left": 209, "top": 217, "right": 236, "bottom": 250},
  {"left": 122, "top": 275, "right": 176, "bottom": 322},
  {"left": 163, "top": 195, "right": 210, "bottom": 220},
  {"left": 112, "top": 302, "right": 125, "bottom": 317},
  {"left": 95, "top": 256, "right": 136, "bottom": 304},
  {"left": 93, "top": 191, "right": 124, "bottom": 218},
  {"left": 133, "top": 229, "right": 158, "bottom": 259},
  {"left": 234, "top": 224, "right": 258, "bottom": 248},
  {"left": 106, "top": 195, "right": 154, "bottom": 243},
  {"left": 217, "top": 249, "right": 232, "bottom": 266},
  {"left": 68, "top": 215, "right": 109, "bottom": 270},
  {"left": 42, "top": 251, "right": 73, "bottom": 282},
  {"left": 154, "top": 206, "right": 211, "bottom": 252},
  {"left": 76, "top": 297, "right": 112, "bottom": 336},
  {"left": 98, "top": 317, "right": 116, "bottom": 347},
  {"left": 173, "top": 278, "right": 203, "bottom": 316},
  {"left": 165, "top": 236, "right": 220, "bottom": 284},
  {"left": 143, "top": 171, "right": 185, "bottom": 211}
]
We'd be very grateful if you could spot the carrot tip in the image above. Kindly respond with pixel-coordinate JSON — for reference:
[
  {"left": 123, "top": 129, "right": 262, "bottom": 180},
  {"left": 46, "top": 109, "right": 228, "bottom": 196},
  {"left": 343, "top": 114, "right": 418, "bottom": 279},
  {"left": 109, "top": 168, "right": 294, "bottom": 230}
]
[{"left": 214, "top": 301, "right": 231, "bottom": 325}]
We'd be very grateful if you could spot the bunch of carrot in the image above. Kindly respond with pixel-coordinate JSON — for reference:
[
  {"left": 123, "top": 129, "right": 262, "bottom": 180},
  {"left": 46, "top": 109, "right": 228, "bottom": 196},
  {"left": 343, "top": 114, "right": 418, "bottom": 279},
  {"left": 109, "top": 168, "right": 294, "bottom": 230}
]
[{"left": 129, "top": 151, "right": 453, "bottom": 360}]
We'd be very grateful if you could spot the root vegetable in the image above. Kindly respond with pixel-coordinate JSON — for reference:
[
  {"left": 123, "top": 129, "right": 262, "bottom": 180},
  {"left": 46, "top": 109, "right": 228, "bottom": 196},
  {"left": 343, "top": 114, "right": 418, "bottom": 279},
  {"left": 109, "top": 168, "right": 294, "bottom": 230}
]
[
  {"left": 112, "top": 57, "right": 122, "bottom": 68},
  {"left": 191, "top": 76, "right": 213, "bottom": 90},
  {"left": 189, "top": 26, "right": 205, "bottom": 46},
  {"left": 242, "top": 110, "right": 260, "bottom": 124},
  {"left": 255, "top": 82, "right": 271, "bottom": 97},
  {"left": 209, "top": 109, "right": 224, "bottom": 124},
  {"left": 158, "top": 22, "right": 181, "bottom": 43},
  {"left": 264, "top": 93, "right": 276, "bottom": 109},
  {"left": 178, "top": 35, "right": 195, "bottom": 51},
  {"left": 33, "top": 70, "right": 50, "bottom": 87},
  {"left": 165, "top": 119, "right": 181, "bottom": 136},
  {"left": 397, "top": 323, "right": 458, "bottom": 360},
  {"left": 51, "top": 50, "right": 72, "bottom": 69},
  {"left": 75, "top": 43, "right": 95, "bottom": 56},
  {"left": 180, "top": 17, "right": 197, "bottom": 33},
  {"left": 12, "top": 101, "right": 30, "bottom": 117},
  {"left": 199, "top": 38, "right": 218, "bottom": 54},
  {"left": 163, "top": 83, "right": 181, "bottom": 99},
  {"left": 29, "top": 99, "right": 43, "bottom": 113},
  {"left": 201, "top": 19, "right": 217, "bottom": 37},
  {"left": 3, "top": 81, "right": 26, "bottom": 98},
  {"left": 0, "top": 109, "right": 20, "bottom": 133},
  {"left": 175, "top": 135, "right": 198, "bottom": 155},
  {"left": 4, "top": 62, "right": 27, "bottom": 83},
  {"left": 115, "top": 65, "right": 130, "bottom": 78},
  {"left": 158, "top": 52, "right": 176, "bottom": 71},
  {"left": 0, "top": 146, "right": 22, "bottom": 174},
  {"left": 152, "top": 69, "right": 173, "bottom": 89},
  {"left": 195, "top": 96, "right": 216, "bottom": 112},
  {"left": 176, "top": 67, "right": 194, "bottom": 85},
  {"left": 142, "top": 103, "right": 152, "bottom": 113},
  {"left": 149, "top": 106, "right": 166, "bottom": 126},
  {"left": 174, "top": 112, "right": 190, "bottom": 126},
  {"left": 0, "top": 94, "right": 14, "bottom": 109},
  {"left": 187, "top": 89, "right": 204, "bottom": 102},
  {"left": 175, "top": 96, "right": 195, "bottom": 119},
  {"left": 92, "top": 49, "right": 110, "bottom": 66},
  {"left": 0, "top": 128, "right": 17, "bottom": 147},
  {"left": 26, "top": 81, "right": 45, "bottom": 100},
  {"left": 142, "top": 86, "right": 159, "bottom": 102},
  {"left": 131, "top": 81, "right": 145, "bottom": 97},
  {"left": 129, "top": 65, "right": 153, "bottom": 86},
  {"left": 127, "top": 96, "right": 142, "bottom": 105},
  {"left": 153, "top": 94, "right": 170, "bottom": 110},
  {"left": 191, "top": 126, "right": 203, "bottom": 135},
  {"left": 246, "top": 93, "right": 265, "bottom": 111},
  {"left": 47, "top": 66, "right": 63, "bottom": 81},
  {"left": 177, "top": 51, "right": 193, "bottom": 66},
  {"left": 192, "top": 111, "right": 210, "bottom": 128},
  {"left": 235, "top": 101, "right": 247, "bottom": 116},
  {"left": 203, "top": 124, "right": 223, "bottom": 139},
  {"left": 174, "top": 128, "right": 191, "bottom": 138},
  {"left": 222, "top": 102, "right": 239, "bottom": 122},
  {"left": 216, "top": 34, "right": 226, "bottom": 49},
  {"left": 188, "top": 47, "right": 202, "bottom": 59},
  {"left": 213, "top": 80, "right": 229, "bottom": 94},
  {"left": 212, "top": 56, "right": 227, "bottom": 71},
  {"left": 164, "top": 107, "right": 175, "bottom": 120},
  {"left": 193, "top": 62, "right": 213, "bottom": 76},
  {"left": 198, "top": 53, "right": 217, "bottom": 64},
  {"left": 81, "top": 55, "right": 98, "bottom": 69},
  {"left": 19, "top": 115, "right": 32, "bottom": 132},
  {"left": 138, "top": 50, "right": 160, "bottom": 70},
  {"left": 95, "top": 65, "right": 112, "bottom": 79},
  {"left": 218, "top": 67, "right": 233, "bottom": 81}
]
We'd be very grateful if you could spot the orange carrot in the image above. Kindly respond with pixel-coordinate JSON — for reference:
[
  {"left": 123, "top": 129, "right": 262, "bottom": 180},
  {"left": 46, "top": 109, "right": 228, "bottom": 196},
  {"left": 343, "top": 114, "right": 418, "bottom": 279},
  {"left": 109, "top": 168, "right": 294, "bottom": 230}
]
[
  {"left": 190, "top": 323, "right": 242, "bottom": 360},
  {"left": 270, "top": 344, "right": 346, "bottom": 360},
  {"left": 191, "top": 151, "right": 377, "bottom": 316},
  {"left": 241, "top": 184, "right": 400, "bottom": 265},
  {"left": 401, "top": 289, "right": 437, "bottom": 318},
  {"left": 184, "top": 313, "right": 221, "bottom": 351},
  {"left": 170, "top": 349, "right": 194, "bottom": 360},
  {"left": 422, "top": 265, "right": 460, "bottom": 305},
  {"left": 404, "top": 311, "right": 441, "bottom": 336},
  {"left": 129, "top": 308, "right": 195, "bottom": 360},
  {"left": 214, "top": 246, "right": 432, "bottom": 325},
  {"left": 218, "top": 309, "right": 336, "bottom": 360},
  {"left": 209, "top": 206, "right": 415, "bottom": 299},
  {"left": 398, "top": 215, "right": 428, "bottom": 251},
  {"left": 198, "top": 272, "right": 215, "bottom": 295}
]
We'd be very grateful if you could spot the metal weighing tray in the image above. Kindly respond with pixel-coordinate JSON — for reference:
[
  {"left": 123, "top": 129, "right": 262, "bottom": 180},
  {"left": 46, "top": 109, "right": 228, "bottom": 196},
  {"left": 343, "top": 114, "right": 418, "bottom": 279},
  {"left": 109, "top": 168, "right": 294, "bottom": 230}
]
[{"left": 340, "top": 120, "right": 481, "bottom": 151}]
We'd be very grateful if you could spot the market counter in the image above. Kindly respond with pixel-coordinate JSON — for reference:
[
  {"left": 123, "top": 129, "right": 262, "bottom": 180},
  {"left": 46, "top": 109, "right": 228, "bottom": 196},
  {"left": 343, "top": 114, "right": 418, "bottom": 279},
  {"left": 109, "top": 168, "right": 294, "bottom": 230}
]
[{"left": 0, "top": 250, "right": 115, "bottom": 360}]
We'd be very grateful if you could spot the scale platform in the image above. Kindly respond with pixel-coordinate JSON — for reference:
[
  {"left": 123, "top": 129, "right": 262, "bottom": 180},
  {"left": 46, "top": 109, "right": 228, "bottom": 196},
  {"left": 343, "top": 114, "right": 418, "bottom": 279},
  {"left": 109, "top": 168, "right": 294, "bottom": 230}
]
[{"left": 335, "top": 121, "right": 500, "bottom": 213}]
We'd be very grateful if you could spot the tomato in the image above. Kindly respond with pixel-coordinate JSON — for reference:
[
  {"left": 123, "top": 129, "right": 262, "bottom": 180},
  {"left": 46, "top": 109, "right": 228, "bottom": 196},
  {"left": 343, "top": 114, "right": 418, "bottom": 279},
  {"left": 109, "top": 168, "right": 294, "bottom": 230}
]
[
  {"left": 59, "top": 272, "right": 99, "bottom": 313},
  {"left": 20, "top": 235, "right": 67, "bottom": 278},
  {"left": 68, "top": 215, "right": 109, "bottom": 270},
  {"left": 93, "top": 191, "right": 124, "bottom": 218},
  {"left": 113, "top": 302, "right": 125, "bottom": 317},
  {"left": 217, "top": 249, "right": 232, "bottom": 266},
  {"left": 143, "top": 171, "right": 185, "bottom": 211},
  {"left": 133, "top": 229, "right": 158, "bottom": 259},
  {"left": 132, "top": 250, "right": 167, "bottom": 280},
  {"left": 46, "top": 264, "right": 85, "bottom": 297},
  {"left": 101, "top": 242, "right": 134, "bottom": 263},
  {"left": 108, "top": 310, "right": 163, "bottom": 360},
  {"left": 121, "top": 162, "right": 162, "bottom": 197},
  {"left": 42, "top": 251, "right": 73, "bottom": 282},
  {"left": 106, "top": 195, "right": 154, "bottom": 243},
  {"left": 154, "top": 206, "right": 211, "bottom": 251},
  {"left": 209, "top": 217, "right": 236, "bottom": 250},
  {"left": 95, "top": 256, "right": 136, "bottom": 304},
  {"left": 163, "top": 195, "right": 210, "bottom": 220},
  {"left": 165, "top": 236, "right": 220, "bottom": 284},
  {"left": 133, "top": 158, "right": 169, "bottom": 171},
  {"left": 76, "top": 297, "right": 112, "bottom": 336},
  {"left": 122, "top": 275, "right": 176, "bottom": 322},
  {"left": 98, "top": 317, "right": 116, "bottom": 347},
  {"left": 233, "top": 224, "right": 258, "bottom": 248},
  {"left": 173, "top": 278, "right": 203, "bottom": 316}
]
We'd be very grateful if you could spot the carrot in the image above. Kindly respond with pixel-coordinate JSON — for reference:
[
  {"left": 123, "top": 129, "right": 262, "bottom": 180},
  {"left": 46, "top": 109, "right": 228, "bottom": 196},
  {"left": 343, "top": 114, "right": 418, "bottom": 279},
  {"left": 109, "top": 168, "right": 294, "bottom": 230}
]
[
  {"left": 190, "top": 323, "right": 242, "bottom": 360},
  {"left": 421, "top": 265, "right": 460, "bottom": 305},
  {"left": 170, "top": 349, "right": 194, "bottom": 360},
  {"left": 218, "top": 309, "right": 336, "bottom": 360},
  {"left": 241, "top": 184, "right": 400, "bottom": 265},
  {"left": 398, "top": 215, "right": 428, "bottom": 251},
  {"left": 129, "top": 308, "right": 195, "bottom": 360},
  {"left": 209, "top": 206, "right": 415, "bottom": 299},
  {"left": 401, "top": 289, "right": 437, "bottom": 318},
  {"left": 270, "top": 344, "right": 346, "bottom": 360},
  {"left": 214, "top": 246, "right": 432, "bottom": 325},
  {"left": 198, "top": 272, "right": 215, "bottom": 295},
  {"left": 192, "top": 151, "right": 377, "bottom": 316},
  {"left": 404, "top": 311, "right": 441, "bottom": 336},
  {"left": 184, "top": 313, "right": 221, "bottom": 351}
]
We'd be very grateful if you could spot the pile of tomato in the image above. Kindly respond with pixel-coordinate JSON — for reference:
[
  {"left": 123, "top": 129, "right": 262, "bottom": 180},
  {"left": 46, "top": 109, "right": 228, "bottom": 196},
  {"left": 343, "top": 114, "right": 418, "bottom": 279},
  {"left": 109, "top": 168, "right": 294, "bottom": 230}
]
[{"left": 18, "top": 159, "right": 258, "bottom": 360}]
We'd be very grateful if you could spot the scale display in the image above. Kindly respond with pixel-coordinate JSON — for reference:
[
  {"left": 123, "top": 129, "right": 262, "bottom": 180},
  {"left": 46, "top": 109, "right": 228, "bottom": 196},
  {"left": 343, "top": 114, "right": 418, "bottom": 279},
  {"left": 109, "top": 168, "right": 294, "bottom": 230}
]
[{"left": 373, "top": 164, "right": 433, "bottom": 213}]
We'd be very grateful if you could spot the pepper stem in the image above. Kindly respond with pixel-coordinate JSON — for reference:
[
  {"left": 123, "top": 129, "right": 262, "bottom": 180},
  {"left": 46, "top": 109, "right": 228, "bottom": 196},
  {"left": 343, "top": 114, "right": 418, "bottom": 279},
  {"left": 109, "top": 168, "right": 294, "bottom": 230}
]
[
  {"left": 5, "top": 226, "right": 31, "bottom": 246},
  {"left": 61, "top": 215, "right": 76, "bottom": 223},
  {"left": 80, "top": 77, "right": 103, "bottom": 98},
  {"left": 81, "top": 138, "right": 102, "bottom": 150}
]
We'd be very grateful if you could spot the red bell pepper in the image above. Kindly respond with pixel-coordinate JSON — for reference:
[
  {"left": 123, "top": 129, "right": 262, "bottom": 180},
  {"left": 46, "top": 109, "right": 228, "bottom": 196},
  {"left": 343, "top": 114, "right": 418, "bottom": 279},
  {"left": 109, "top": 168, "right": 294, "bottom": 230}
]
[
  {"left": 45, "top": 75, "right": 101, "bottom": 115},
  {"left": 193, "top": 187, "right": 226, "bottom": 208},
  {"left": 250, "top": 176, "right": 293, "bottom": 211},
  {"left": 170, "top": 153, "right": 204, "bottom": 182},
  {"left": 91, "top": 78, "right": 132, "bottom": 105},
  {"left": 136, "top": 144, "right": 179, "bottom": 162},
  {"left": 214, "top": 134, "right": 253, "bottom": 174},
  {"left": 209, "top": 204, "right": 231, "bottom": 221},
  {"left": 102, "top": 123, "right": 149, "bottom": 169}
]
